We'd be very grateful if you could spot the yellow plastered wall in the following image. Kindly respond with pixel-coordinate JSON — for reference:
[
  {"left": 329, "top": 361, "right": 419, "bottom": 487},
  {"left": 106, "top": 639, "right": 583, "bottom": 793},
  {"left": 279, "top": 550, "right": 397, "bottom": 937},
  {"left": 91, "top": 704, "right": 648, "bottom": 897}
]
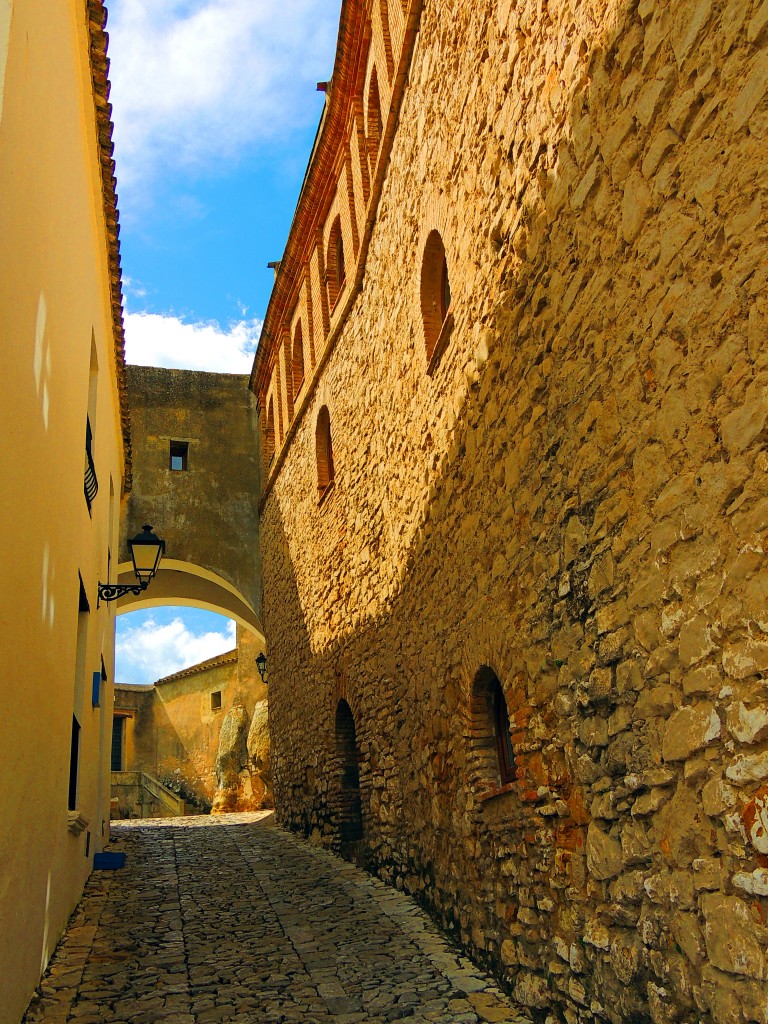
[{"left": 0, "top": 1, "right": 126, "bottom": 1020}]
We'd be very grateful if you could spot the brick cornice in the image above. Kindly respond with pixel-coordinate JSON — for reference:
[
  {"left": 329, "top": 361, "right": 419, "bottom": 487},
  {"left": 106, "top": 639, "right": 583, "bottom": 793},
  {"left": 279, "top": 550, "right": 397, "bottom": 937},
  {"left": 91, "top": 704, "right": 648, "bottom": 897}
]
[
  {"left": 86, "top": 0, "right": 132, "bottom": 493},
  {"left": 250, "top": 0, "right": 424, "bottom": 416}
]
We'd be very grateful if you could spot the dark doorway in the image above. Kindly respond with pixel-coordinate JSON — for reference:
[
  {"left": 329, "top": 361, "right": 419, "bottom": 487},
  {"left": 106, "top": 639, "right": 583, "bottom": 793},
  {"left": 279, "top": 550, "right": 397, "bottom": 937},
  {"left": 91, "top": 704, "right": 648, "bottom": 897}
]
[{"left": 335, "top": 699, "right": 363, "bottom": 851}]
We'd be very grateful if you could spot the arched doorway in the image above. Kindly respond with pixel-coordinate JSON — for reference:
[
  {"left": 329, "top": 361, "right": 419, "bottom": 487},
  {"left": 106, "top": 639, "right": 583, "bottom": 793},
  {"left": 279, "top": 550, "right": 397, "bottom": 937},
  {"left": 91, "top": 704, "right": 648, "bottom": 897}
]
[{"left": 335, "top": 699, "right": 363, "bottom": 853}]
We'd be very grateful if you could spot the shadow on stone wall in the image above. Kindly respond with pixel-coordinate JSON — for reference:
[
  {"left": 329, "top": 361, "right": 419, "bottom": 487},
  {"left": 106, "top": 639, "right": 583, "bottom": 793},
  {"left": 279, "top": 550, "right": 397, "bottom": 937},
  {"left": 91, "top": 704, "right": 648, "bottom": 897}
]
[{"left": 262, "top": 1, "right": 768, "bottom": 1021}]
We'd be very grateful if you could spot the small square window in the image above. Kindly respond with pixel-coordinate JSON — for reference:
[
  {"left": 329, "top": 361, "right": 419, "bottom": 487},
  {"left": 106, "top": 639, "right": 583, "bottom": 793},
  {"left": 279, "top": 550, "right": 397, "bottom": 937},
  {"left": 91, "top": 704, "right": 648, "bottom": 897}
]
[
  {"left": 170, "top": 441, "right": 188, "bottom": 471},
  {"left": 210, "top": 691, "right": 222, "bottom": 712}
]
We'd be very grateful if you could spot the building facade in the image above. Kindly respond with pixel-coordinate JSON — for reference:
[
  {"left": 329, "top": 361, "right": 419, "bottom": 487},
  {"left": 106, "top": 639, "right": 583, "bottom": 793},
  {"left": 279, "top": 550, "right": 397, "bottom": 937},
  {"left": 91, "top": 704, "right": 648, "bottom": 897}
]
[
  {"left": 112, "top": 626, "right": 270, "bottom": 816},
  {"left": 0, "top": 1, "right": 131, "bottom": 1020},
  {"left": 253, "top": 1, "right": 768, "bottom": 1022}
]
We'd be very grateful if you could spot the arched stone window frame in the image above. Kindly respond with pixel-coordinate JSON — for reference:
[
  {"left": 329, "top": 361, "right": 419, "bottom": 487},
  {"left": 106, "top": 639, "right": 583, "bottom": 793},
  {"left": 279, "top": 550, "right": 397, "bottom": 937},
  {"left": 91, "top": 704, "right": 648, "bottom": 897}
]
[
  {"left": 326, "top": 215, "right": 346, "bottom": 311},
  {"left": 334, "top": 698, "right": 364, "bottom": 845},
  {"left": 292, "top": 321, "right": 305, "bottom": 403},
  {"left": 315, "top": 404, "right": 335, "bottom": 499},
  {"left": 365, "top": 64, "right": 382, "bottom": 173},
  {"left": 264, "top": 397, "right": 276, "bottom": 467},
  {"left": 469, "top": 665, "right": 517, "bottom": 794},
  {"left": 418, "top": 214, "right": 454, "bottom": 375}
]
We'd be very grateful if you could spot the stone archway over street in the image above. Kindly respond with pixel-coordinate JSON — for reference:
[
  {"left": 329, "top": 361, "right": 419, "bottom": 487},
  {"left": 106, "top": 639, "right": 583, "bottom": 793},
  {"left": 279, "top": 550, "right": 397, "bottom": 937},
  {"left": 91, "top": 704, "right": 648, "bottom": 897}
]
[{"left": 118, "top": 365, "right": 263, "bottom": 639}]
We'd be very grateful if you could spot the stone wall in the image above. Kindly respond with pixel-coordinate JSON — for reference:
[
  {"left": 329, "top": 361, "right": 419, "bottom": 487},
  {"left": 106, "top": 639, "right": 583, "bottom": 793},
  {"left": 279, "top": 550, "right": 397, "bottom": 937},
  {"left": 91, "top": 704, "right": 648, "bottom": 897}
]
[
  {"left": 122, "top": 365, "right": 262, "bottom": 624},
  {"left": 259, "top": 1, "right": 768, "bottom": 1021}
]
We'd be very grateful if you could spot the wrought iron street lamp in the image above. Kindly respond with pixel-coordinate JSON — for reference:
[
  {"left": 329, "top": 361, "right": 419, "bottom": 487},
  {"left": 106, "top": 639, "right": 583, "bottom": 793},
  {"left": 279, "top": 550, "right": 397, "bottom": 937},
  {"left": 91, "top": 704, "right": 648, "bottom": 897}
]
[
  {"left": 97, "top": 524, "right": 166, "bottom": 605},
  {"left": 256, "top": 651, "right": 268, "bottom": 683}
]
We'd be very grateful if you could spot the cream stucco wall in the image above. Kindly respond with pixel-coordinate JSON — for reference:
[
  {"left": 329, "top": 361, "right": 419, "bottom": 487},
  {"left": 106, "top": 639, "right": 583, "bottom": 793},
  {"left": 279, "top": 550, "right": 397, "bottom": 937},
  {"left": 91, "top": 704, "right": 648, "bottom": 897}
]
[{"left": 0, "top": 2, "right": 127, "bottom": 1021}]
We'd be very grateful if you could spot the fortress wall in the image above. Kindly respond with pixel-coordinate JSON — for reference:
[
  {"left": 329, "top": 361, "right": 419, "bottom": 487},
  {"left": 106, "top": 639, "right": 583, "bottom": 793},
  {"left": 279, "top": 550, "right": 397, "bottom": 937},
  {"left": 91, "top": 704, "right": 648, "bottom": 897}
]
[{"left": 260, "top": 1, "right": 768, "bottom": 1020}]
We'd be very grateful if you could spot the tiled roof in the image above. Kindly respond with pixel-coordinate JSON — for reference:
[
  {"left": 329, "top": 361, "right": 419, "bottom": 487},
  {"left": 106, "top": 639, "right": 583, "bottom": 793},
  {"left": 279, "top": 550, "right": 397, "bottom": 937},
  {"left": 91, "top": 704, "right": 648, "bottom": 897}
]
[
  {"left": 86, "top": 0, "right": 132, "bottom": 492},
  {"left": 154, "top": 649, "right": 239, "bottom": 686}
]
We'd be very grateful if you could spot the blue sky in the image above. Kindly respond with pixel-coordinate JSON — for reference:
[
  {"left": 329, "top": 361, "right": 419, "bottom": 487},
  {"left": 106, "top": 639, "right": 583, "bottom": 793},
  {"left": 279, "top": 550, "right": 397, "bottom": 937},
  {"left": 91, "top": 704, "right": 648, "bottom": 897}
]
[{"left": 110, "top": 0, "right": 341, "bottom": 684}]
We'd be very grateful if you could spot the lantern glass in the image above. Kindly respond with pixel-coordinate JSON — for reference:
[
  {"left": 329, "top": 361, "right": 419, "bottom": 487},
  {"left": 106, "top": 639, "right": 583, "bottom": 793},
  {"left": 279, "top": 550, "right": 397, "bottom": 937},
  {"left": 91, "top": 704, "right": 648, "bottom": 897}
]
[{"left": 129, "top": 525, "right": 165, "bottom": 584}]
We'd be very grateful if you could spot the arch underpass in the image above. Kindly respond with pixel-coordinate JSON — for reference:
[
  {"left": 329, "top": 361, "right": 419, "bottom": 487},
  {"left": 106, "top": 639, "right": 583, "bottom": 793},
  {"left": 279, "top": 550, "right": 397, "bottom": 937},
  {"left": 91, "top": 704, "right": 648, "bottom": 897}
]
[
  {"left": 116, "top": 558, "right": 264, "bottom": 637},
  {"left": 119, "top": 364, "right": 263, "bottom": 641}
]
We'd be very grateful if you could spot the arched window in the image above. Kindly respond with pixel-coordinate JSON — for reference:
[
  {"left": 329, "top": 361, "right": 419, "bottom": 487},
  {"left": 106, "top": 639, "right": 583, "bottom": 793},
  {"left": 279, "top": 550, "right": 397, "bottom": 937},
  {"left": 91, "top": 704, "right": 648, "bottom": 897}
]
[
  {"left": 492, "top": 676, "right": 515, "bottom": 784},
  {"left": 335, "top": 699, "right": 363, "bottom": 844},
  {"left": 315, "top": 405, "right": 335, "bottom": 496},
  {"left": 327, "top": 217, "right": 346, "bottom": 310},
  {"left": 470, "top": 666, "right": 516, "bottom": 790},
  {"left": 420, "top": 229, "right": 453, "bottom": 369},
  {"left": 265, "top": 399, "right": 276, "bottom": 465},
  {"left": 366, "top": 67, "right": 382, "bottom": 166},
  {"left": 292, "top": 323, "right": 305, "bottom": 401}
]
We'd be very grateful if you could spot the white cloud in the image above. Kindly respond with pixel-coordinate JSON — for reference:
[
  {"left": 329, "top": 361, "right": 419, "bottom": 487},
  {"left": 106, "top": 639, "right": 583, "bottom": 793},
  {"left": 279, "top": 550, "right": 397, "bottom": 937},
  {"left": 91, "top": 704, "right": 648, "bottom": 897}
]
[
  {"left": 107, "top": 0, "right": 339, "bottom": 192},
  {"left": 124, "top": 310, "right": 261, "bottom": 372},
  {"left": 116, "top": 615, "right": 236, "bottom": 685}
]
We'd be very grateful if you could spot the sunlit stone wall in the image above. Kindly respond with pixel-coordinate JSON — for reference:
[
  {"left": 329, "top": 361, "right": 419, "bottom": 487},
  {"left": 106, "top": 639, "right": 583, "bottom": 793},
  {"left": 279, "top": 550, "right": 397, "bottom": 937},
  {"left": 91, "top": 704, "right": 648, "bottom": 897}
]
[{"left": 260, "top": 1, "right": 768, "bottom": 1020}]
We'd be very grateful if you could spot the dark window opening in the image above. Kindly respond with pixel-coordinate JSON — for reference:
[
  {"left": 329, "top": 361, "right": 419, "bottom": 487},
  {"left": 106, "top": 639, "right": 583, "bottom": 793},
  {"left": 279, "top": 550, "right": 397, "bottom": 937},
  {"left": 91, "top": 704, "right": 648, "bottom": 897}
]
[
  {"left": 111, "top": 716, "right": 125, "bottom": 772},
  {"left": 336, "top": 231, "right": 346, "bottom": 289},
  {"left": 327, "top": 217, "right": 346, "bottom": 309},
  {"left": 84, "top": 416, "right": 98, "bottom": 511},
  {"left": 211, "top": 690, "right": 222, "bottom": 712},
  {"left": 170, "top": 441, "right": 189, "bottom": 471},
  {"left": 335, "top": 699, "right": 363, "bottom": 844},
  {"left": 493, "top": 678, "right": 515, "bottom": 785},
  {"left": 265, "top": 399, "right": 276, "bottom": 465},
  {"left": 78, "top": 576, "right": 90, "bottom": 614},
  {"left": 292, "top": 324, "right": 305, "bottom": 401},
  {"left": 441, "top": 253, "right": 452, "bottom": 321},
  {"left": 420, "top": 230, "right": 453, "bottom": 369},
  {"left": 367, "top": 67, "right": 382, "bottom": 159},
  {"left": 68, "top": 716, "right": 81, "bottom": 810},
  {"left": 316, "top": 405, "right": 335, "bottom": 496}
]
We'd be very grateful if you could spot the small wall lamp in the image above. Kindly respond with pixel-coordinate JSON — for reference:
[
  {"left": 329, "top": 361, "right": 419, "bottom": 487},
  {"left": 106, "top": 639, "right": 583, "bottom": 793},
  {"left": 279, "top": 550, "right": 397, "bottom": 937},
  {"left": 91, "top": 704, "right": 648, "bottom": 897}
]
[
  {"left": 98, "top": 524, "right": 166, "bottom": 605},
  {"left": 256, "top": 651, "right": 268, "bottom": 683}
]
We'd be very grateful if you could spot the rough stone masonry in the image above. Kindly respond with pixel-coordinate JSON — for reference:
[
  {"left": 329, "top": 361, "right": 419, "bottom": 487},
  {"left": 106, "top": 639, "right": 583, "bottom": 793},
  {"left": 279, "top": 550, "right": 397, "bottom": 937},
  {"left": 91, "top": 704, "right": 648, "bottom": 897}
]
[{"left": 256, "top": 1, "right": 768, "bottom": 1022}]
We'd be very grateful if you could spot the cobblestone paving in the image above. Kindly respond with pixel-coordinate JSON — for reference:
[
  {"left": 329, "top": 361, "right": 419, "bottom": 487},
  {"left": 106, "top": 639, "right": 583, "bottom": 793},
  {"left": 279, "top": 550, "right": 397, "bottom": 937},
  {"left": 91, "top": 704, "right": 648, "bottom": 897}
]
[{"left": 23, "top": 813, "right": 533, "bottom": 1024}]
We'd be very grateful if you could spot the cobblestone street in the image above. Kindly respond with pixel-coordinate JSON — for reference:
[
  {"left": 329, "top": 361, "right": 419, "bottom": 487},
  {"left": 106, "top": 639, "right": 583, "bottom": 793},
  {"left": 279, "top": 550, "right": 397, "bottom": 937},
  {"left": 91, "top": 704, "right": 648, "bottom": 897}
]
[{"left": 23, "top": 814, "right": 533, "bottom": 1024}]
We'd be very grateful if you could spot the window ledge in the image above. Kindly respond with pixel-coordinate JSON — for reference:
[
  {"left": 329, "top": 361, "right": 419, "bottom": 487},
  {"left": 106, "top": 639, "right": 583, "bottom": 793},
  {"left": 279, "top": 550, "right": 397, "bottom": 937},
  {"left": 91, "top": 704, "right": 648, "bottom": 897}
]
[
  {"left": 426, "top": 311, "right": 455, "bottom": 377},
  {"left": 68, "top": 811, "right": 89, "bottom": 836},
  {"left": 476, "top": 781, "right": 516, "bottom": 805},
  {"left": 318, "top": 479, "right": 336, "bottom": 507}
]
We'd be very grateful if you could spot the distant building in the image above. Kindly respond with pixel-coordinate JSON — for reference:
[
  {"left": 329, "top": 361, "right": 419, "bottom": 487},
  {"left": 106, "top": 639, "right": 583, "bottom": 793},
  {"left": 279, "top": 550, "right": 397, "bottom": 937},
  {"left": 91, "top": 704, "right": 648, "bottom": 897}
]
[
  {"left": 0, "top": 1, "right": 131, "bottom": 1019},
  {"left": 112, "top": 626, "right": 270, "bottom": 817}
]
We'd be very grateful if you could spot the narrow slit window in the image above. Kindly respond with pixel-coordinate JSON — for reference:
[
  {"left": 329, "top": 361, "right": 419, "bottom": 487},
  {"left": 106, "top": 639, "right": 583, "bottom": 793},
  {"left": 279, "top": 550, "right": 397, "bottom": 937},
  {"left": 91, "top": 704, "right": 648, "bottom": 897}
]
[
  {"left": 316, "top": 406, "right": 335, "bottom": 497},
  {"left": 420, "top": 230, "right": 453, "bottom": 370},
  {"left": 211, "top": 691, "right": 222, "bottom": 712},
  {"left": 170, "top": 441, "right": 189, "bottom": 471},
  {"left": 68, "top": 716, "right": 81, "bottom": 810}
]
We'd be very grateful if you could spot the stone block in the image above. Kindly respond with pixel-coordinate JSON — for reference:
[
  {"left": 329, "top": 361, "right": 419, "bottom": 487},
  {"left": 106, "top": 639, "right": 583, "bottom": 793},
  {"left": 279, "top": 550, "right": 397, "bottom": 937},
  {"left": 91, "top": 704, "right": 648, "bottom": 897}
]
[
  {"left": 579, "top": 716, "right": 609, "bottom": 748},
  {"left": 722, "top": 639, "right": 768, "bottom": 679},
  {"left": 586, "top": 823, "right": 623, "bottom": 880},
  {"left": 670, "top": 0, "right": 713, "bottom": 65},
  {"left": 701, "top": 778, "right": 736, "bottom": 817},
  {"left": 721, "top": 387, "right": 768, "bottom": 453},
  {"left": 621, "top": 171, "right": 652, "bottom": 244},
  {"left": 726, "top": 752, "right": 768, "bottom": 784},
  {"left": 679, "top": 614, "right": 717, "bottom": 667},
  {"left": 726, "top": 702, "right": 768, "bottom": 745},
  {"left": 732, "top": 868, "right": 768, "bottom": 896},
  {"left": 662, "top": 703, "right": 720, "bottom": 762},
  {"left": 701, "top": 894, "right": 766, "bottom": 979},
  {"left": 740, "top": 785, "right": 768, "bottom": 854},
  {"left": 731, "top": 51, "right": 768, "bottom": 130}
]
